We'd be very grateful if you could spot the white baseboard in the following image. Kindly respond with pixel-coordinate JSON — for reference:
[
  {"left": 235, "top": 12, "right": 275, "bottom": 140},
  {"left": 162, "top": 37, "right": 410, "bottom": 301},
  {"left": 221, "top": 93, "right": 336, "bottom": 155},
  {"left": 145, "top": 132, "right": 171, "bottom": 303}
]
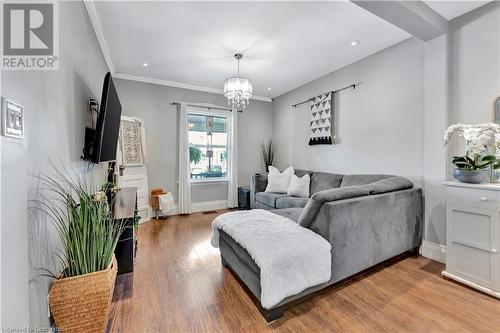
[
  {"left": 420, "top": 240, "right": 447, "bottom": 263},
  {"left": 191, "top": 200, "right": 228, "bottom": 213}
]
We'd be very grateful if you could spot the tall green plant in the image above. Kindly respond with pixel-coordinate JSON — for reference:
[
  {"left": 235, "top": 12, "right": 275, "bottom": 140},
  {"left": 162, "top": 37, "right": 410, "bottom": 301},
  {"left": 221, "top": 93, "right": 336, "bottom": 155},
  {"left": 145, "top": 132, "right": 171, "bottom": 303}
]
[
  {"left": 190, "top": 146, "right": 202, "bottom": 165},
  {"left": 32, "top": 164, "right": 124, "bottom": 278},
  {"left": 260, "top": 138, "right": 277, "bottom": 173}
]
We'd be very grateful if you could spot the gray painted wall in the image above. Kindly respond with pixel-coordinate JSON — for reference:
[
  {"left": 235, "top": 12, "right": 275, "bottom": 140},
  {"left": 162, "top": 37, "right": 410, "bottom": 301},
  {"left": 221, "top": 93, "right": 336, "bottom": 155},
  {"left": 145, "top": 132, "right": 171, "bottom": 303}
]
[
  {"left": 272, "top": 37, "right": 425, "bottom": 186},
  {"left": 1, "top": 2, "right": 108, "bottom": 328},
  {"left": 113, "top": 79, "right": 273, "bottom": 204},
  {"left": 448, "top": 2, "right": 500, "bottom": 159}
]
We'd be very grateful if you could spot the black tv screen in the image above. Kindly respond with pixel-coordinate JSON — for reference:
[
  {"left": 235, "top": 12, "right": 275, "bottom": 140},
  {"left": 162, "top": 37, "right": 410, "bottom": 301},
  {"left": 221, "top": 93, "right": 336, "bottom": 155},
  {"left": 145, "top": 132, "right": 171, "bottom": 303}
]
[{"left": 91, "top": 72, "right": 122, "bottom": 163}]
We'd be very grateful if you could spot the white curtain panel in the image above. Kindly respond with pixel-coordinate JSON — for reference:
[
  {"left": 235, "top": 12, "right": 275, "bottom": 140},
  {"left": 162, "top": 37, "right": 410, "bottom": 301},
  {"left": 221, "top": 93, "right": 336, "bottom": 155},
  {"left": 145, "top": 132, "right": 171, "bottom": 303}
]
[
  {"left": 178, "top": 103, "right": 191, "bottom": 214},
  {"left": 227, "top": 111, "right": 239, "bottom": 208}
]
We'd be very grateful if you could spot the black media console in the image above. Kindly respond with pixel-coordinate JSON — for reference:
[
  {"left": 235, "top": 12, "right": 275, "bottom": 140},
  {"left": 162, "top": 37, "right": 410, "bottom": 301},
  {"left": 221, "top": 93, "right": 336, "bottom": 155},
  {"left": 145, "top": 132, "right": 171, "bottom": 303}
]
[{"left": 112, "top": 187, "right": 138, "bottom": 274}]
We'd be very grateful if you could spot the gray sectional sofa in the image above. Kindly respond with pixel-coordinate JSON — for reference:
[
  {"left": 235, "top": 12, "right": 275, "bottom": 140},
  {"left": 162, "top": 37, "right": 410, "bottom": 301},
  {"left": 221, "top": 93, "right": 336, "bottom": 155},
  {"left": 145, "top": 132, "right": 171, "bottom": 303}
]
[{"left": 219, "top": 169, "right": 423, "bottom": 321}]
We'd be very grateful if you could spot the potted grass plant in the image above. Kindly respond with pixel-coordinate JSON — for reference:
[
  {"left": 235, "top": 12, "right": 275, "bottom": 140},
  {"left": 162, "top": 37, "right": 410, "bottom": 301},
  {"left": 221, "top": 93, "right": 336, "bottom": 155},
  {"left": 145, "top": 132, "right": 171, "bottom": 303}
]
[
  {"left": 260, "top": 138, "right": 277, "bottom": 173},
  {"left": 34, "top": 166, "right": 124, "bottom": 333}
]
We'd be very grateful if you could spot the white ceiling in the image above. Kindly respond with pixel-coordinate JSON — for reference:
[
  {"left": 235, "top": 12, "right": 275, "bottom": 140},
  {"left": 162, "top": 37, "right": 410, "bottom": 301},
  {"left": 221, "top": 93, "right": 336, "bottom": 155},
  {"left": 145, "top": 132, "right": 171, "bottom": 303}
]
[
  {"left": 424, "top": 1, "right": 490, "bottom": 20},
  {"left": 93, "top": 1, "right": 413, "bottom": 98}
]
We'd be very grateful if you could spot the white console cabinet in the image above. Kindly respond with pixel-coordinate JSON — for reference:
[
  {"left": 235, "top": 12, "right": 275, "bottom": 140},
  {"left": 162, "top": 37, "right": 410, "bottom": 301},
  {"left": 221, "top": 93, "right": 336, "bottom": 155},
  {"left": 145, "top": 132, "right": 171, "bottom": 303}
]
[{"left": 443, "top": 181, "right": 500, "bottom": 298}]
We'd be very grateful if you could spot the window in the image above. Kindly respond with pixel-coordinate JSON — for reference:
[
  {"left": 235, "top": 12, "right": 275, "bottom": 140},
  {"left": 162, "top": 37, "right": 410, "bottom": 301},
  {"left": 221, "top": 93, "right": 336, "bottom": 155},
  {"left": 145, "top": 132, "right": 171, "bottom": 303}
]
[{"left": 188, "top": 113, "right": 228, "bottom": 180}]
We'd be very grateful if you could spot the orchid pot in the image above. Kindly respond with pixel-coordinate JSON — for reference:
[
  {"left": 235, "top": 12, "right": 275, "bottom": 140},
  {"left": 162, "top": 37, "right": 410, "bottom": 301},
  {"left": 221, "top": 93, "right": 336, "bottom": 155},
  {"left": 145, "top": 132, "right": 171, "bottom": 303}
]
[
  {"left": 452, "top": 169, "right": 491, "bottom": 184},
  {"left": 450, "top": 155, "right": 497, "bottom": 184}
]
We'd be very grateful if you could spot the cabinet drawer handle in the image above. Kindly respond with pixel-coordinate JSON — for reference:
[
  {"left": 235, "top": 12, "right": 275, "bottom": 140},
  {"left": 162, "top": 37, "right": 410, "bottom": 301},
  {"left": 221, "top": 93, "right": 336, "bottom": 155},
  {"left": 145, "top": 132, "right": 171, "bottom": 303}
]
[
  {"left": 492, "top": 249, "right": 498, "bottom": 254},
  {"left": 480, "top": 197, "right": 488, "bottom": 201}
]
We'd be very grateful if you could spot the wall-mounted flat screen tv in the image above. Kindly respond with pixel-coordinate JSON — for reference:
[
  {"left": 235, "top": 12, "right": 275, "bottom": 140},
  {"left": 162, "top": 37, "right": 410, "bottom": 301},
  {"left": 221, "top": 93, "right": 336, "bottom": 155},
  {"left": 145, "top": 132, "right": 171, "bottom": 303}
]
[{"left": 89, "top": 72, "right": 122, "bottom": 163}]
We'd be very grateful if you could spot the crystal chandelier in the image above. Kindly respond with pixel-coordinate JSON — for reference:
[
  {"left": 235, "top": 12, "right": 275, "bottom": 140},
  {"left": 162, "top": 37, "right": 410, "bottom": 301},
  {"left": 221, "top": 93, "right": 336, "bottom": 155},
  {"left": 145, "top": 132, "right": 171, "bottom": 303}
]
[{"left": 224, "top": 54, "right": 253, "bottom": 110}]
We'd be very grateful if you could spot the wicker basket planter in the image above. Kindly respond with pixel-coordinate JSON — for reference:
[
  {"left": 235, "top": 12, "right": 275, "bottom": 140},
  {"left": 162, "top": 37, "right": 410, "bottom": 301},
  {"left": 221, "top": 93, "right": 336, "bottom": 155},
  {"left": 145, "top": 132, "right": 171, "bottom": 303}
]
[{"left": 49, "top": 256, "right": 117, "bottom": 333}]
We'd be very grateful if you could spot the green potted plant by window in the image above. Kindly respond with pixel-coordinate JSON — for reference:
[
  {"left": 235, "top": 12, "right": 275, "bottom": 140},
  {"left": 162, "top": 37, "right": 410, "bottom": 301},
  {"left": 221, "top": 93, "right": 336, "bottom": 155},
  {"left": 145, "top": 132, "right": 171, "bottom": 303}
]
[
  {"left": 189, "top": 146, "right": 203, "bottom": 165},
  {"left": 34, "top": 166, "right": 124, "bottom": 333}
]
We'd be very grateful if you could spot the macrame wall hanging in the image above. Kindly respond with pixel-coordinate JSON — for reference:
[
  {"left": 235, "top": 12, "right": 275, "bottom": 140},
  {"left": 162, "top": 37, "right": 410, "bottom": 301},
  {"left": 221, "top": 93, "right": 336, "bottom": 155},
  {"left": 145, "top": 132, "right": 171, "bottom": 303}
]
[
  {"left": 309, "top": 92, "right": 333, "bottom": 145},
  {"left": 120, "top": 118, "right": 145, "bottom": 166}
]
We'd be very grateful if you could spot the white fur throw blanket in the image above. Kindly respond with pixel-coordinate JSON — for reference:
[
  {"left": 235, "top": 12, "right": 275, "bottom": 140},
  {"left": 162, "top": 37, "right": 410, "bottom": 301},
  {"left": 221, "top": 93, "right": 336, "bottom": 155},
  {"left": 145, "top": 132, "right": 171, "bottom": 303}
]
[{"left": 211, "top": 209, "right": 331, "bottom": 309}]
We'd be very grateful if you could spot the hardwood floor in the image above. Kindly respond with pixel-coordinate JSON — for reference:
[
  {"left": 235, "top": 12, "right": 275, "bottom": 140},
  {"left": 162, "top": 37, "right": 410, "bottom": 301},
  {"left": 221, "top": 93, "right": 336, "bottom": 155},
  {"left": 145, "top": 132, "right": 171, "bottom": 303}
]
[{"left": 107, "top": 211, "right": 500, "bottom": 333}]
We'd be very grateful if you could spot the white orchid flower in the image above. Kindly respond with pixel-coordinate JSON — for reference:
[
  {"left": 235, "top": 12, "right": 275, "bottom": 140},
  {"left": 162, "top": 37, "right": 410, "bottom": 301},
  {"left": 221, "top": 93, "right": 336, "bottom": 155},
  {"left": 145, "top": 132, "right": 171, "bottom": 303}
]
[{"left": 444, "top": 123, "right": 500, "bottom": 155}]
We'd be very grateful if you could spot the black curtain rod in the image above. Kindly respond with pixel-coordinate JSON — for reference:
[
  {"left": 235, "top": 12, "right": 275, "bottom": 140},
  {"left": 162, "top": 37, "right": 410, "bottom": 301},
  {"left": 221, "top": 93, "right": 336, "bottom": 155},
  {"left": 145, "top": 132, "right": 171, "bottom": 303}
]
[
  {"left": 171, "top": 102, "right": 242, "bottom": 112},
  {"left": 291, "top": 83, "right": 357, "bottom": 108}
]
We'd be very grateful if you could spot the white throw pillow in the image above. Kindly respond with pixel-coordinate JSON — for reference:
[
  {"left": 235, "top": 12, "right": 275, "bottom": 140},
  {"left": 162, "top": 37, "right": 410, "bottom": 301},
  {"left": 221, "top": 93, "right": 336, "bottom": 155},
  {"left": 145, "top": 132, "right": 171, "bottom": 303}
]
[
  {"left": 265, "top": 166, "right": 294, "bottom": 194},
  {"left": 287, "top": 174, "right": 310, "bottom": 198}
]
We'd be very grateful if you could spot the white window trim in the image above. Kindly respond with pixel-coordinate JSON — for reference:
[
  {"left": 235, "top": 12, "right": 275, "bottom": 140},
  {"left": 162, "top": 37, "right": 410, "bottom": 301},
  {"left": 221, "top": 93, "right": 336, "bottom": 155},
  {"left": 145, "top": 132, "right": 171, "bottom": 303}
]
[
  {"left": 191, "top": 178, "right": 229, "bottom": 185},
  {"left": 187, "top": 108, "right": 231, "bottom": 182}
]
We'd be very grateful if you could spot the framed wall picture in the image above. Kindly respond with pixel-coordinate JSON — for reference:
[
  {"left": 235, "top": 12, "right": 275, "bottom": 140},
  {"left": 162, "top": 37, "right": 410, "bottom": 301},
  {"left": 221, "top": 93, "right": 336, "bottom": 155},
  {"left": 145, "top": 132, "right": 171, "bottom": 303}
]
[{"left": 1, "top": 98, "right": 24, "bottom": 139}]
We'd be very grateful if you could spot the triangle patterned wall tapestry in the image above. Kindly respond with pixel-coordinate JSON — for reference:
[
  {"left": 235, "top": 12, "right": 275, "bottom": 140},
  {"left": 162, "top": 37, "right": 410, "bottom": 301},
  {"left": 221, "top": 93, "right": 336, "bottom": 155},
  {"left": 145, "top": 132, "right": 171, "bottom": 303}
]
[{"left": 309, "top": 92, "right": 333, "bottom": 145}]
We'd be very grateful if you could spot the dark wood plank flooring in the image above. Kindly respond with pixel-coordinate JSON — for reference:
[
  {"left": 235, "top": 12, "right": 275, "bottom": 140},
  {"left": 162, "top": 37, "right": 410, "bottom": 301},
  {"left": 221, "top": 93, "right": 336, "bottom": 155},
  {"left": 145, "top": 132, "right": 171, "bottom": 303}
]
[{"left": 107, "top": 211, "right": 500, "bottom": 332}]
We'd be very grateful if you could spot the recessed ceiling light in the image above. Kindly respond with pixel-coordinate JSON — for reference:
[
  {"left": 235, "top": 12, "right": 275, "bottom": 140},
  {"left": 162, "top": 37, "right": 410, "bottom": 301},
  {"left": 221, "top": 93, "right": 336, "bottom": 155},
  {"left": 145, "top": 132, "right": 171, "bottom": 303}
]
[
  {"left": 141, "top": 62, "right": 148, "bottom": 67},
  {"left": 350, "top": 40, "right": 360, "bottom": 47},
  {"left": 267, "top": 87, "right": 272, "bottom": 90}
]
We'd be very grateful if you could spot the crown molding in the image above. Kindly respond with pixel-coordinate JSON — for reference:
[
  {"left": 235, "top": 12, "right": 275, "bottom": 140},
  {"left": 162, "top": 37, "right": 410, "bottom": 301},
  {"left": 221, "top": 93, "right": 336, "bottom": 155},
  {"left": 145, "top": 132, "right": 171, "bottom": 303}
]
[
  {"left": 84, "top": 3, "right": 271, "bottom": 103},
  {"left": 114, "top": 73, "right": 273, "bottom": 102},
  {"left": 84, "top": 0, "right": 115, "bottom": 74}
]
